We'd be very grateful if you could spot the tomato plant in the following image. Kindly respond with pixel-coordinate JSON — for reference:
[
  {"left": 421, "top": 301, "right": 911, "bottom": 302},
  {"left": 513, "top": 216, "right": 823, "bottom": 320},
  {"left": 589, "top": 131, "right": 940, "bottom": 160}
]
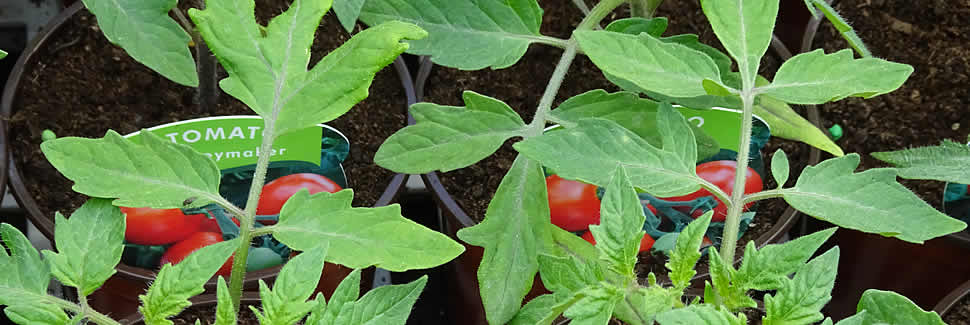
[
  {"left": 120, "top": 207, "right": 204, "bottom": 246},
  {"left": 546, "top": 175, "right": 601, "bottom": 231},
  {"left": 256, "top": 173, "right": 342, "bottom": 222},
  {"left": 581, "top": 231, "right": 655, "bottom": 253},
  {"left": 160, "top": 232, "right": 232, "bottom": 276},
  {"left": 662, "top": 161, "right": 763, "bottom": 222}
]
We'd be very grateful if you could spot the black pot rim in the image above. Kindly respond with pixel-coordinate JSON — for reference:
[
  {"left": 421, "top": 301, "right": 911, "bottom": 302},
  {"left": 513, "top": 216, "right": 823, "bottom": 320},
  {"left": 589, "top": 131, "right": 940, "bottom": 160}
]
[
  {"left": 934, "top": 278, "right": 970, "bottom": 317},
  {"left": 0, "top": 1, "right": 413, "bottom": 286}
]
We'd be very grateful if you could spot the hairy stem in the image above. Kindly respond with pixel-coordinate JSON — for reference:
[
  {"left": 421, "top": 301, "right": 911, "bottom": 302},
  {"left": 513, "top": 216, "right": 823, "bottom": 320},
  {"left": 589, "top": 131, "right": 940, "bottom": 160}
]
[
  {"left": 50, "top": 296, "right": 120, "bottom": 325},
  {"left": 743, "top": 189, "right": 785, "bottom": 204},
  {"left": 719, "top": 90, "right": 756, "bottom": 264},
  {"left": 576, "top": 0, "right": 625, "bottom": 31}
]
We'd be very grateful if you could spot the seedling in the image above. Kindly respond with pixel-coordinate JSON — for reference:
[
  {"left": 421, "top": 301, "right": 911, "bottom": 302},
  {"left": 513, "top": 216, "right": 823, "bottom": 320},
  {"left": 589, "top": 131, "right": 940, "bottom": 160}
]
[
  {"left": 365, "top": 0, "right": 964, "bottom": 323},
  {"left": 0, "top": 0, "right": 463, "bottom": 324}
]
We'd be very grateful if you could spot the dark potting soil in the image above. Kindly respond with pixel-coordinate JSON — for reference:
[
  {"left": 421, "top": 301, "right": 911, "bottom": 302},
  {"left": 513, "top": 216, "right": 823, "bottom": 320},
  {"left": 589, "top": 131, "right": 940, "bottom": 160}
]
[
  {"left": 129, "top": 301, "right": 261, "bottom": 325},
  {"left": 944, "top": 294, "right": 970, "bottom": 325},
  {"left": 8, "top": 3, "right": 405, "bottom": 225},
  {"left": 425, "top": 0, "right": 798, "bottom": 280}
]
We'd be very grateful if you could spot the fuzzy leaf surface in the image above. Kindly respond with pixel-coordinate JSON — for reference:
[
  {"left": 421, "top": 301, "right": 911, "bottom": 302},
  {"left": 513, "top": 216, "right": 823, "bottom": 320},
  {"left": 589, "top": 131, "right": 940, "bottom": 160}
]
[
  {"left": 191, "top": 0, "right": 426, "bottom": 136},
  {"left": 514, "top": 119, "right": 701, "bottom": 197},
  {"left": 588, "top": 167, "right": 645, "bottom": 278},
  {"left": 275, "top": 190, "right": 463, "bottom": 271},
  {"left": 667, "top": 213, "right": 712, "bottom": 289},
  {"left": 656, "top": 304, "right": 746, "bottom": 325},
  {"left": 42, "top": 199, "right": 124, "bottom": 296},
  {"left": 312, "top": 268, "right": 360, "bottom": 325},
  {"left": 759, "top": 49, "right": 914, "bottom": 104},
  {"left": 42, "top": 130, "right": 221, "bottom": 209},
  {"left": 563, "top": 286, "right": 621, "bottom": 325},
  {"left": 347, "top": 276, "right": 427, "bottom": 324},
  {"left": 763, "top": 247, "right": 839, "bottom": 325},
  {"left": 872, "top": 140, "right": 970, "bottom": 184},
  {"left": 854, "top": 290, "right": 945, "bottom": 325},
  {"left": 139, "top": 239, "right": 238, "bottom": 325},
  {"left": 754, "top": 94, "right": 844, "bottom": 156},
  {"left": 359, "top": 0, "right": 543, "bottom": 70},
  {"left": 376, "top": 91, "right": 527, "bottom": 173},
  {"left": 80, "top": 0, "right": 197, "bottom": 86},
  {"left": 780, "top": 154, "right": 966, "bottom": 243},
  {"left": 735, "top": 228, "right": 836, "bottom": 290},
  {"left": 576, "top": 30, "right": 721, "bottom": 98},
  {"left": 708, "top": 246, "right": 756, "bottom": 311},
  {"left": 509, "top": 292, "right": 578, "bottom": 325},
  {"left": 613, "top": 286, "right": 680, "bottom": 325},
  {"left": 333, "top": 0, "right": 365, "bottom": 32},
  {"left": 4, "top": 301, "right": 71, "bottom": 325},
  {"left": 253, "top": 245, "right": 328, "bottom": 325},
  {"left": 214, "top": 277, "right": 236, "bottom": 325},
  {"left": 771, "top": 149, "right": 791, "bottom": 187},
  {"left": 700, "top": 0, "right": 777, "bottom": 82},
  {"left": 456, "top": 156, "right": 549, "bottom": 325},
  {"left": 0, "top": 224, "right": 50, "bottom": 297}
]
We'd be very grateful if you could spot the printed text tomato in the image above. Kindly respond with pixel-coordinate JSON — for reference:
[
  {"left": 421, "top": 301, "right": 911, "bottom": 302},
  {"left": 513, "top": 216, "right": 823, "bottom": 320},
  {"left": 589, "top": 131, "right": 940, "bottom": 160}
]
[
  {"left": 663, "top": 161, "right": 762, "bottom": 222},
  {"left": 120, "top": 207, "right": 204, "bottom": 246},
  {"left": 546, "top": 175, "right": 600, "bottom": 231},
  {"left": 160, "top": 232, "right": 233, "bottom": 276},
  {"left": 581, "top": 231, "right": 655, "bottom": 252},
  {"left": 256, "top": 173, "right": 343, "bottom": 223}
]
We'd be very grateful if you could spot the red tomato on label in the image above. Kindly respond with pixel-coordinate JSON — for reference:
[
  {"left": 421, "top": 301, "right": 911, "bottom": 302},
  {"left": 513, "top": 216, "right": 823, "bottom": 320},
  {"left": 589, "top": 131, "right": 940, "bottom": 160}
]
[
  {"left": 256, "top": 173, "right": 342, "bottom": 223},
  {"left": 663, "top": 161, "right": 763, "bottom": 222},
  {"left": 120, "top": 207, "right": 204, "bottom": 246},
  {"left": 160, "top": 232, "right": 233, "bottom": 276},
  {"left": 546, "top": 175, "right": 601, "bottom": 232},
  {"left": 581, "top": 231, "right": 655, "bottom": 252}
]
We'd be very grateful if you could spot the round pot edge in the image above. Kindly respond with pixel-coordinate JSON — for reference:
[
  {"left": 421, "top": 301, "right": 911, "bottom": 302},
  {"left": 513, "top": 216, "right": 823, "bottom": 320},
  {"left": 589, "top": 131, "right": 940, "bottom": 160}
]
[{"left": 934, "top": 278, "right": 970, "bottom": 318}]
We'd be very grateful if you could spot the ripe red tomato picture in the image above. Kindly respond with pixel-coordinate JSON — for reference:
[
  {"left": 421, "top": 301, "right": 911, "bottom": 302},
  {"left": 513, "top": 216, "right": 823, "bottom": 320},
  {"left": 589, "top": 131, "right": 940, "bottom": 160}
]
[
  {"left": 120, "top": 207, "right": 205, "bottom": 246},
  {"left": 581, "top": 231, "right": 655, "bottom": 253},
  {"left": 194, "top": 214, "right": 240, "bottom": 234},
  {"left": 160, "top": 232, "right": 233, "bottom": 276},
  {"left": 662, "top": 161, "right": 763, "bottom": 222},
  {"left": 546, "top": 175, "right": 601, "bottom": 231},
  {"left": 256, "top": 173, "right": 343, "bottom": 222}
]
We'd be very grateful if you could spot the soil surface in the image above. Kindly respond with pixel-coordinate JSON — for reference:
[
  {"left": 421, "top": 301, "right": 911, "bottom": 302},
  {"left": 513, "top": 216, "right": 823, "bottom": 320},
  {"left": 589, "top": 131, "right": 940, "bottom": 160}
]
[
  {"left": 128, "top": 301, "right": 262, "bottom": 325},
  {"left": 423, "top": 0, "right": 801, "bottom": 282},
  {"left": 7, "top": 2, "right": 406, "bottom": 225},
  {"left": 945, "top": 294, "right": 970, "bottom": 325}
]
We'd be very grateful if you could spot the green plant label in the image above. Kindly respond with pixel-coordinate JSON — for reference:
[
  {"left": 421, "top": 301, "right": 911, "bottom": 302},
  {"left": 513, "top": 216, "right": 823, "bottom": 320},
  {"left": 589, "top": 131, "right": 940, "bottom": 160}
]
[
  {"left": 942, "top": 142, "right": 970, "bottom": 224},
  {"left": 677, "top": 107, "right": 768, "bottom": 153}
]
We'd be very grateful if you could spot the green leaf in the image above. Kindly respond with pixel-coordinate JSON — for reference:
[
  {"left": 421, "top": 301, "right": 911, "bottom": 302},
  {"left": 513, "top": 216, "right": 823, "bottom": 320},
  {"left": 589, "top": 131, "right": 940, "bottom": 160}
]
[
  {"left": 699, "top": 0, "right": 778, "bottom": 82},
  {"left": 855, "top": 290, "right": 945, "bottom": 325},
  {"left": 563, "top": 286, "right": 622, "bottom": 325},
  {"left": 456, "top": 156, "right": 549, "bottom": 325},
  {"left": 375, "top": 91, "right": 527, "bottom": 173},
  {"left": 41, "top": 130, "right": 222, "bottom": 209},
  {"left": 872, "top": 140, "right": 970, "bottom": 184},
  {"left": 754, "top": 92, "right": 844, "bottom": 157},
  {"left": 613, "top": 286, "right": 680, "bottom": 325},
  {"left": 348, "top": 276, "right": 428, "bottom": 324},
  {"left": 656, "top": 304, "right": 746, "bottom": 325},
  {"left": 550, "top": 90, "right": 720, "bottom": 161},
  {"left": 305, "top": 293, "right": 327, "bottom": 325},
  {"left": 509, "top": 292, "right": 580, "bottom": 325},
  {"left": 4, "top": 301, "right": 71, "bottom": 325},
  {"left": 759, "top": 49, "right": 914, "bottom": 104},
  {"left": 42, "top": 199, "right": 124, "bottom": 296},
  {"left": 576, "top": 30, "right": 721, "bottom": 98},
  {"left": 214, "top": 277, "right": 236, "bottom": 325},
  {"left": 734, "top": 228, "right": 836, "bottom": 291},
  {"left": 763, "top": 247, "right": 839, "bottom": 325},
  {"left": 359, "top": 0, "right": 543, "bottom": 70},
  {"left": 139, "top": 238, "right": 238, "bottom": 325},
  {"left": 588, "top": 166, "right": 645, "bottom": 278},
  {"left": 274, "top": 190, "right": 463, "bottom": 271},
  {"left": 332, "top": 0, "right": 365, "bottom": 32},
  {"left": 325, "top": 269, "right": 362, "bottom": 324},
  {"left": 545, "top": 224, "right": 601, "bottom": 270},
  {"left": 80, "top": 0, "right": 198, "bottom": 86},
  {"left": 771, "top": 149, "right": 791, "bottom": 187},
  {"left": 190, "top": 0, "right": 426, "bottom": 136},
  {"left": 605, "top": 17, "right": 668, "bottom": 37},
  {"left": 252, "top": 245, "right": 329, "bottom": 325},
  {"left": 514, "top": 119, "right": 701, "bottom": 197},
  {"left": 780, "top": 154, "right": 967, "bottom": 243},
  {"left": 0, "top": 49, "right": 6, "bottom": 59},
  {"left": 833, "top": 312, "right": 866, "bottom": 325},
  {"left": 537, "top": 253, "right": 601, "bottom": 294},
  {"left": 666, "top": 212, "right": 712, "bottom": 289},
  {"left": 0, "top": 224, "right": 50, "bottom": 296},
  {"left": 707, "top": 246, "right": 756, "bottom": 311}
]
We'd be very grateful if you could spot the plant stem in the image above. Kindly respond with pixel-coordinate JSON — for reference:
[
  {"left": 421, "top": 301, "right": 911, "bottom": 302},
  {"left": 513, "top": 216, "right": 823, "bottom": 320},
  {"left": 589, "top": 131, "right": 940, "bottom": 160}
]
[
  {"left": 576, "top": 0, "right": 625, "bottom": 31},
  {"left": 571, "top": 0, "right": 591, "bottom": 15},
  {"left": 743, "top": 189, "right": 785, "bottom": 204},
  {"left": 49, "top": 295, "right": 120, "bottom": 325},
  {"left": 719, "top": 90, "right": 756, "bottom": 264},
  {"left": 630, "top": 0, "right": 663, "bottom": 18}
]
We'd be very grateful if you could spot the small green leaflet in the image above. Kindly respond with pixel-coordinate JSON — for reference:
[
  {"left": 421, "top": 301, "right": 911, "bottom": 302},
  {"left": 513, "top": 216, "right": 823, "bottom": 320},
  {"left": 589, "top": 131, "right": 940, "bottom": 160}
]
[
  {"left": 0, "top": 49, "right": 6, "bottom": 59},
  {"left": 375, "top": 91, "right": 527, "bottom": 173},
  {"left": 80, "top": 0, "right": 198, "bottom": 86},
  {"left": 734, "top": 228, "right": 836, "bottom": 291},
  {"left": 771, "top": 149, "right": 791, "bottom": 187},
  {"left": 708, "top": 246, "right": 757, "bottom": 311},
  {"left": 332, "top": 0, "right": 366, "bottom": 32},
  {"left": 0, "top": 224, "right": 51, "bottom": 297},
  {"left": 359, "top": 0, "right": 545, "bottom": 70},
  {"left": 613, "top": 286, "right": 680, "bottom": 325},
  {"left": 304, "top": 293, "right": 327, "bottom": 325},
  {"left": 316, "top": 269, "right": 361, "bottom": 325},
  {"left": 780, "top": 154, "right": 966, "bottom": 243},
  {"left": 854, "top": 290, "right": 946, "bottom": 325},
  {"left": 252, "top": 245, "right": 328, "bottom": 325},
  {"left": 666, "top": 213, "right": 712, "bottom": 289},
  {"left": 344, "top": 276, "right": 428, "bottom": 324},
  {"left": 41, "top": 130, "right": 222, "bottom": 209},
  {"left": 456, "top": 156, "right": 549, "bottom": 325},
  {"left": 550, "top": 90, "right": 720, "bottom": 161},
  {"left": 562, "top": 286, "right": 622, "bottom": 325},
  {"left": 872, "top": 140, "right": 970, "bottom": 184},
  {"left": 588, "top": 167, "right": 645, "bottom": 278},
  {"left": 758, "top": 49, "right": 914, "bottom": 104},
  {"left": 801, "top": 0, "right": 872, "bottom": 58},
  {"left": 763, "top": 247, "right": 839, "bottom": 325},
  {"left": 754, "top": 93, "right": 845, "bottom": 157},
  {"left": 515, "top": 110, "right": 703, "bottom": 197},
  {"left": 508, "top": 292, "right": 579, "bottom": 325},
  {"left": 4, "top": 301, "right": 71, "bottom": 325},
  {"left": 190, "top": 0, "right": 426, "bottom": 136},
  {"left": 575, "top": 30, "right": 722, "bottom": 98},
  {"left": 604, "top": 17, "right": 668, "bottom": 37},
  {"left": 42, "top": 199, "right": 124, "bottom": 296},
  {"left": 699, "top": 0, "right": 778, "bottom": 84},
  {"left": 274, "top": 190, "right": 463, "bottom": 271},
  {"left": 139, "top": 238, "right": 238, "bottom": 325},
  {"left": 214, "top": 277, "right": 236, "bottom": 325},
  {"left": 655, "top": 303, "right": 747, "bottom": 325}
]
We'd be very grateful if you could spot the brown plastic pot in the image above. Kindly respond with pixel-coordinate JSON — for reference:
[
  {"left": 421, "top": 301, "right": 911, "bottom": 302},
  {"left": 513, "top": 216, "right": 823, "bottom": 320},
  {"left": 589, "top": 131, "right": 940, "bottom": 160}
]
[
  {"left": 415, "top": 22, "right": 823, "bottom": 325},
  {"left": 118, "top": 291, "right": 261, "bottom": 325},
  {"left": 1, "top": 1, "right": 413, "bottom": 319}
]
